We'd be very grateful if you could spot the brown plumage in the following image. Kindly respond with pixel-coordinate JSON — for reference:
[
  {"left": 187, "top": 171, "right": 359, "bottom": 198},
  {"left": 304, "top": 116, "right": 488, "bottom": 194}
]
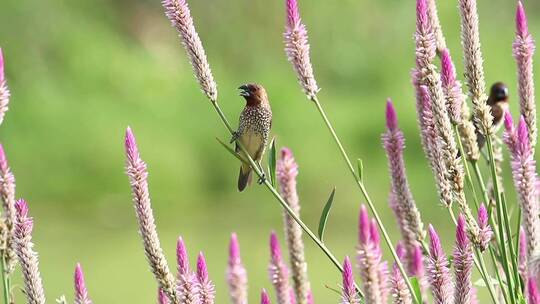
[
  {"left": 476, "top": 82, "right": 509, "bottom": 149},
  {"left": 233, "top": 84, "right": 272, "bottom": 191}
]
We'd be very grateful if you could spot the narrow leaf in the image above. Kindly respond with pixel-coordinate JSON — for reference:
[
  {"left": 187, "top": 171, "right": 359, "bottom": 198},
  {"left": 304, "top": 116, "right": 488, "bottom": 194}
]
[
  {"left": 268, "top": 138, "right": 277, "bottom": 187},
  {"left": 357, "top": 159, "right": 364, "bottom": 182},
  {"left": 318, "top": 187, "right": 336, "bottom": 242},
  {"left": 410, "top": 277, "right": 423, "bottom": 303},
  {"left": 216, "top": 137, "right": 249, "bottom": 165}
]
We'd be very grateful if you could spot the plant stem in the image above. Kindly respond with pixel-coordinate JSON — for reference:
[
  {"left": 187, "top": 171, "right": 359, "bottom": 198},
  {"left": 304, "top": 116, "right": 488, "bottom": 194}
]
[
  {"left": 310, "top": 96, "right": 419, "bottom": 304},
  {"left": 209, "top": 100, "right": 365, "bottom": 297},
  {"left": 0, "top": 255, "right": 9, "bottom": 304},
  {"left": 454, "top": 125, "right": 480, "bottom": 209}
]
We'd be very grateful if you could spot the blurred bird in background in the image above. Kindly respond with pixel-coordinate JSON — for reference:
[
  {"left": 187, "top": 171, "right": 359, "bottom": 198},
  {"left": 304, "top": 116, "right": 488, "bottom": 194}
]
[{"left": 476, "top": 82, "right": 510, "bottom": 150}]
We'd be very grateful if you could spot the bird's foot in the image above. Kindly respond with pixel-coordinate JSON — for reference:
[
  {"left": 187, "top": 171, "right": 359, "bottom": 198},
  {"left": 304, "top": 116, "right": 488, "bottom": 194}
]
[
  {"left": 257, "top": 173, "right": 266, "bottom": 185},
  {"left": 230, "top": 132, "right": 239, "bottom": 144}
]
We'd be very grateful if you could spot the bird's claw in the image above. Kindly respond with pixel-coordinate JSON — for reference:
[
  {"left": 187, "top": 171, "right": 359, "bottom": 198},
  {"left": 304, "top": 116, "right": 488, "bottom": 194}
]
[
  {"left": 257, "top": 173, "right": 266, "bottom": 185},
  {"left": 230, "top": 132, "right": 239, "bottom": 144}
]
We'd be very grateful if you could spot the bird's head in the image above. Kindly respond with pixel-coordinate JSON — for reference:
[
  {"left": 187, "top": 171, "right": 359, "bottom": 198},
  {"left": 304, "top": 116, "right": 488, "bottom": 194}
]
[
  {"left": 489, "top": 82, "right": 509, "bottom": 105},
  {"left": 238, "top": 83, "right": 268, "bottom": 106}
]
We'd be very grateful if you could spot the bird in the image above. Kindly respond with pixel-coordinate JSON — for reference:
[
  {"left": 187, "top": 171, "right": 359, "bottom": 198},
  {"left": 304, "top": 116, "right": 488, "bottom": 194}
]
[
  {"left": 231, "top": 83, "right": 272, "bottom": 192},
  {"left": 476, "top": 82, "right": 509, "bottom": 150}
]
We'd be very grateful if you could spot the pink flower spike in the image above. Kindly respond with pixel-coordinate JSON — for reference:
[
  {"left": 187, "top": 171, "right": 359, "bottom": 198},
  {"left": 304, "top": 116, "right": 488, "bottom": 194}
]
[
  {"left": 74, "top": 263, "right": 92, "bottom": 304},
  {"left": 124, "top": 127, "right": 139, "bottom": 163},
  {"left": 386, "top": 99, "right": 398, "bottom": 131},
  {"left": 396, "top": 242, "right": 406, "bottom": 261},
  {"left": 428, "top": 225, "right": 443, "bottom": 258},
  {"left": 477, "top": 204, "right": 488, "bottom": 228},
  {"left": 504, "top": 111, "right": 514, "bottom": 133},
  {"left": 270, "top": 232, "right": 283, "bottom": 263},
  {"left": 516, "top": 1, "right": 529, "bottom": 38},
  {"left": 427, "top": 224, "right": 453, "bottom": 304},
  {"left": 454, "top": 215, "right": 473, "bottom": 304},
  {"left": 410, "top": 245, "right": 424, "bottom": 278},
  {"left": 341, "top": 256, "right": 359, "bottom": 304},
  {"left": 358, "top": 205, "right": 370, "bottom": 244},
  {"left": 268, "top": 232, "right": 292, "bottom": 304},
  {"left": 176, "top": 237, "right": 189, "bottom": 275},
  {"left": 227, "top": 233, "right": 248, "bottom": 304},
  {"left": 158, "top": 288, "right": 170, "bottom": 304},
  {"left": 0, "top": 48, "right": 4, "bottom": 82},
  {"left": 519, "top": 226, "right": 528, "bottom": 279},
  {"left": 528, "top": 276, "right": 540, "bottom": 304},
  {"left": 285, "top": 0, "right": 300, "bottom": 28},
  {"left": 261, "top": 289, "right": 271, "bottom": 304},
  {"left": 517, "top": 116, "right": 531, "bottom": 150},
  {"left": 416, "top": 0, "right": 429, "bottom": 32},
  {"left": 306, "top": 289, "right": 313, "bottom": 304},
  {"left": 369, "top": 219, "right": 381, "bottom": 250},
  {"left": 197, "top": 252, "right": 215, "bottom": 304},
  {"left": 440, "top": 49, "right": 456, "bottom": 87}
]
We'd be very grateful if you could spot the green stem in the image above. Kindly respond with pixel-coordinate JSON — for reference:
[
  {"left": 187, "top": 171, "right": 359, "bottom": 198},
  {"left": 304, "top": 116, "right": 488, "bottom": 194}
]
[
  {"left": 209, "top": 100, "right": 364, "bottom": 297},
  {"left": 454, "top": 125, "right": 480, "bottom": 209},
  {"left": 0, "top": 255, "right": 9, "bottom": 304},
  {"left": 311, "top": 97, "right": 419, "bottom": 304}
]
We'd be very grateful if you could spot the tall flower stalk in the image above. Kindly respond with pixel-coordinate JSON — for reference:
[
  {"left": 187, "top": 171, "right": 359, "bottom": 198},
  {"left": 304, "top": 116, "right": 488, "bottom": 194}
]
[
  {"left": 196, "top": 253, "right": 215, "bottom": 304},
  {"left": 13, "top": 199, "right": 45, "bottom": 304},
  {"left": 513, "top": 1, "right": 536, "bottom": 148},
  {"left": 340, "top": 256, "right": 360, "bottom": 304},
  {"left": 453, "top": 215, "right": 474, "bottom": 304},
  {"left": 269, "top": 232, "right": 292, "bottom": 304},
  {"left": 0, "top": 49, "right": 10, "bottom": 126},
  {"left": 426, "top": 225, "right": 453, "bottom": 304},
  {"left": 74, "top": 263, "right": 92, "bottom": 304},
  {"left": 277, "top": 147, "right": 310, "bottom": 304},
  {"left": 124, "top": 128, "right": 180, "bottom": 304},
  {"left": 0, "top": 144, "right": 17, "bottom": 275},
  {"left": 176, "top": 237, "right": 199, "bottom": 304},
  {"left": 227, "top": 233, "right": 248, "bottom": 304}
]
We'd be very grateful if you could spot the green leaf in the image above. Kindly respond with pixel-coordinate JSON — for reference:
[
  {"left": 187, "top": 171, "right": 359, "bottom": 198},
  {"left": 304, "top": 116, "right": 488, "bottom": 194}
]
[
  {"left": 318, "top": 188, "right": 336, "bottom": 242},
  {"left": 268, "top": 138, "right": 277, "bottom": 187},
  {"left": 216, "top": 137, "right": 248, "bottom": 165},
  {"left": 409, "top": 277, "right": 423, "bottom": 303},
  {"left": 323, "top": 284, "right": 342, "bottom": 296},
  {"left": 357, "top": 159, "right": 364, "bottom": 182}
]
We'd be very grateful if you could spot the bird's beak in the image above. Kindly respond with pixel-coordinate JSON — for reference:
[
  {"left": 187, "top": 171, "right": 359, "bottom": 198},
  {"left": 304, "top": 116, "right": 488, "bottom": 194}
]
[{"left": 238, "top": 85, "right": 250, "bottom": 97}]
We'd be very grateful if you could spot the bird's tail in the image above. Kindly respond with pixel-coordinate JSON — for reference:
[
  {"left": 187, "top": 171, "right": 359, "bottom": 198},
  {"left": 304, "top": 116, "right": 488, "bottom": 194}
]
[{"left": 238, "top": 164, "right": 252, "bottom": 192}]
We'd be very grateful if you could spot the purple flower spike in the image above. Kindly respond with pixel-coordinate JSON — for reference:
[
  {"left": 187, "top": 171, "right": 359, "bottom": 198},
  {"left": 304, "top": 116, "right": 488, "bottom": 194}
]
[
  {"left": 427, "top": 225, "right": 453, "bottom": 304},
  {"left": 341, "top": 256, "right": 360, "bottom": 304},
  {"left": 176, "top": 238, "right": 199, "bottom": 304},
  {"left": 177, "top": 237, "right": 189, "bottom": 275},
  {"left": 410, "top": 245, "right": 424, "bottom": 278},
  {"left": 0, "top": 143, "right": 17, "bottom": 274},
  {"left": 396, "top": 242, "right": 406, "bottom": 261},
  {"left": 453, "top": 215, "right": 473, "bottom": 304},
  {"left": 440, "top": 49, "right": 464, "bottom": 124},
  {"left": 306, "top": 289, "right": 313, "bottom": 304},
  {"left": 158, "top": 288, "right": 170, "bottom": 304},
  {"left": 513, "top": 0, "right": 537, "bottom": 147},
  {"left": 261, "top": 289, "right": 271, "bottom": 304},
  {"left": 504, "top": 111, "right": 515, "bottom": 133},
  {"left": 516, "top": 1, "right": 529, "bottom": 37},
  {"left": 386, "top": 99, "right": 398, "bottom": 131},
  {"left": 358, "top": 205, "right": 370, "bottom": 244},
  {"left": 197, "top": 252, "right": 215, "bottom": 304},
  {"left": 477, "top": 203, "right": 493, "bottom": 251},
  {"left": 0, "top": 48, "right": 10, "bottom": 126},
  {"left": 416, "top": 0, "right": 429, "bottom": 32},
  {"left": 268, "top": 232, "right": 292, "bottom": 304},
  {"left": 284, "top": 0, "right": 319, "bottom": 98},
  {"left": 369, "top": 219, "right": 381, "bottom": 251},
  {"left": 14, "top": 199, "right": 46, "bottom": 304},
  {"left": 529, "top": 276, "right": 540, "bottom": 304},
  {"left": 227, "top": 233, "right": 248, "bottom": 304},
  {"left": 74, "top": 263, "right": 92, "bottom": 304}
]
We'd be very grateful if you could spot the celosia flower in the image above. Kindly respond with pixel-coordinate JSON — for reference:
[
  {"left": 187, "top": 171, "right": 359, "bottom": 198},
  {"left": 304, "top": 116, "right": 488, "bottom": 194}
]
[
  {"left": 269, "top": 232, "right": 292, "bottom": 304},
  {"left": 503, "top": 117, "right": 540, "bottom": 260},
  {"left": 370, "top": 219, "right": 389, "bottom": 303},
  {"left": 340, "top": 256, "right": 360, "bottom": 304},
  {"left": 0, "top": 49, "right": 10, "bottom": 126},
  {"left": 227, "top": 233, "right": 248, "bottom": 304},
  {"left": 197, "top": 252, "right": 215, "bottom": 304},
  {"left": 284, "top": 0, "right": 319, "bottom": 99},
  {"left": 261, "top": 289, "right": 272, "bottom": 304},
  {"left": 357, "top": 205, "right": 384, "bottom": 303},
  {"left": 176, "top": 237, "right": 199, "bottom": 304},
  {"left": 277, "top": 148, "right": 310, "bottom": 304},
  {"left": 74, "top": 263, "right": 92, "bottom": 304},
  {"left": 14, "top": 199, "right": 46, "bottom": 304},
  {"left": 162, "top": 0, "right": 217, "bottom": 102},
  {"left": 383, "top": 100, "right": 425, "bottom": 253},
  {"left": 427, "top": 225, "right": 453, "bottom": 304},
  {"left": 458, "top": 0, "right": 492, "bottom": 136},
  {"left": 125, "top": 127, "right": 179, "bottom": 303},
  {"left": 0, "top": 143, "right": 17, "bottom": 273},
  {"left": 453, "top": 215, "right": 473, "bottom": 304},
  {"left": 476, "top": 203, "right": 493, "bottom": 251},
  {"left": 440, "top": 49, "right": 464, "bottom": 125},
  {"left": 390, "top": 256, "right": 413, "bottom": 304},
  {"left": 426, "top": 0, "right": 446, "bottom": 54},
  {"left": 513, "top": 1, "right": 536, "bottom": 147},
  {"left": 529, "top": 276, "right": 540, "bottom": 304},
  {"left": 158, "top": 288, "right": 170, "bottom": 304}
]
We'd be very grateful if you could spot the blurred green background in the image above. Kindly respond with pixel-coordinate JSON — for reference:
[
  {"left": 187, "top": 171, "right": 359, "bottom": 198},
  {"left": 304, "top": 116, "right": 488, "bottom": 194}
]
[{"left": 0, "top": 0, "right": 538, "bottom": 302}]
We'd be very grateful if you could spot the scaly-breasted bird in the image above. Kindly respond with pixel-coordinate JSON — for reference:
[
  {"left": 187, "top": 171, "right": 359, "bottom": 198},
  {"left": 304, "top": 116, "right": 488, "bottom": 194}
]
[
  {"left": 232, "top": 83, "right": 272, "bottom": 192},
  {"left": 476, "top": 82, "right": 509, "bottom": 150}
]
